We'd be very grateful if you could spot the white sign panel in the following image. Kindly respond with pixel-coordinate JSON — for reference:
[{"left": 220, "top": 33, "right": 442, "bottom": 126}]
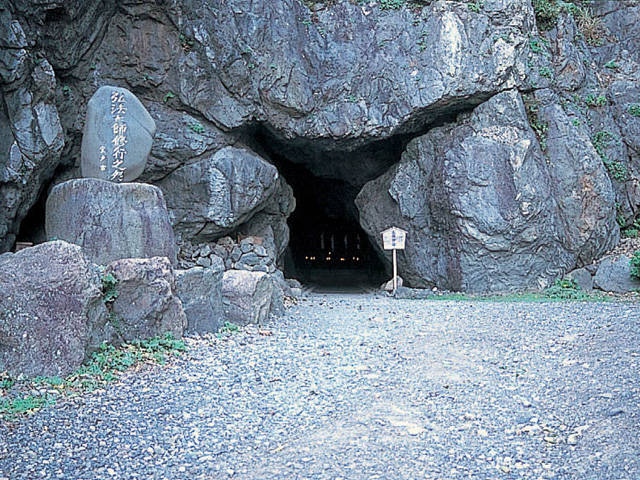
[{"left": 382, "top": 226, "right": 407, "bottom": 250}]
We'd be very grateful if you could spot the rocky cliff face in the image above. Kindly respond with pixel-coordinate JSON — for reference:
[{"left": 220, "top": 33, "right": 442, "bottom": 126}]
[{"left": 1, "top": 0, "right": 638, "bottom": 291}]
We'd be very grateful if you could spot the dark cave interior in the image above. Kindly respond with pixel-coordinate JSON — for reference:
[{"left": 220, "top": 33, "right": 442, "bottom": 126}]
[{"left": 251, "top": 127, "right": 404, "bottom": 290}]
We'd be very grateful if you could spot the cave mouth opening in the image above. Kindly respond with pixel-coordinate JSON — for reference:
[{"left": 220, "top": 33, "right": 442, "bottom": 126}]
[
  {"left": 281, "top": 162, "right": 389, "bottom": 291},
  {"left": 249, "top": 127, "right": 406, "bottom": 291}
]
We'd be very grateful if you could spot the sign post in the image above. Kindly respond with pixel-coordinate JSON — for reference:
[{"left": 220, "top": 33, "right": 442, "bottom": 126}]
[{"left": 381, "top": 226, "right": 407, "bottom": 295}]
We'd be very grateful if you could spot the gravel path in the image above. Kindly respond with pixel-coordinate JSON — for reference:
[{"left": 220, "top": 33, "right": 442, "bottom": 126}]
[{"left": 1, "top": 293, "right": 639, "bottom": 479}]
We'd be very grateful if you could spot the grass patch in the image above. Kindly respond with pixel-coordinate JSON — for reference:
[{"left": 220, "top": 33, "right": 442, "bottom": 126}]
[
  {"left": 399, "top": 288, "right": 608, "bottom": 303},
  {"left": 0, "top": 334, "right": 186, "bottom": 421}
]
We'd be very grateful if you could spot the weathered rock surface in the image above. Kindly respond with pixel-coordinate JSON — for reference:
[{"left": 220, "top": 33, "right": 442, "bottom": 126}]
[
  {"left": 81, "top": 85, "right": 156, "bottom": 182},
  {"left": 2, "top": 0, "right": 640, "bottom": 293},
  {"left": 593, "top": 254, "right": 640, "bottom": 293},
  {"left": 357, "top": 90, "right": 618, "bottom": 292},
  {"left": 222, "top": 270, "right": 274, "bottom": 326},
  {"left": 105, "top": 257, "right": 186, "bottom": 343},
  {"left": 175, "top": 257, "right": 225, "bottom": 334},
  {"left": 0, "top": 6, "right": 64, "bottom": 253},
  {"left": 0, "top": 241, "right": 108, "bottom": 377},
  {"left": 159, "top": 146, "right": 285, "bottom": 243},
  {"left": 46, "top": 178, "right": 176, "bottom": 266},
  {"left": 565, "top": 267, "right": 594, "bottom": 292}
]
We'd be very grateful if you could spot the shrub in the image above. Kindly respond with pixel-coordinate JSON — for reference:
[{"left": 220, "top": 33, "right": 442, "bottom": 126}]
[
  {"left": 630, "top": 251, "right": 640, "bottom": 280},
  {"left": 544, "top": 278, "right": 589, "bottom": 300},
  {"left": 629, "top": 104, "right": 640, "bottom": 117}
]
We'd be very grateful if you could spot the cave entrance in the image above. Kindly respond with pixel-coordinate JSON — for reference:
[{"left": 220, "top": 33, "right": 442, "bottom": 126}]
[
  {"left": 252, "top": 128, "right": 400, "bottom": 291},
  {"left": 282, "top": 163, "right": 388, "bottom": 290}
]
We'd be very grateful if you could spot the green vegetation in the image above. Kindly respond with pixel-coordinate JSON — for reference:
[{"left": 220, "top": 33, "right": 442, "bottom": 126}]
[
  {"left": 188, "top": 121, "right": 206, "bottom": 134},
  {"left": 529, "top": 36, "right": 549, "bottom": 54},
  {"left": 179, "top": 33, "right": 194, "bottom": 52},
  {"left": 544, "top": 278, "right": 590, "bottom": 300},
  {"left": 585, "top": 93, "right": 607, "bottom": 107},
  {"left": 466, "top": 1, "right": 484, "bottom": 13},
  {"left": 401, "top": 286, "right": 607, "bottom": 303},
  {"left": 163, "top": 91, "right": 176, "bottom": 103},
  {"left": 379, "top": 0, "right": 405, "bottom": 9},
  {"left": 101, "top": 272, "right": 119, "bottom": 303},
  {"left": 622, "top": 218, "right": 640, "bottom": 238},
  {"left": 616, "top": 202, "right": 626, "bottom": 228},
  {"left": 592, "top": 130, "right": 627, "bottom": 182},
  {"left": 532, "top": 0, "right": 563, "bottom": 31},
  {"left": 533, "top": 0, "right": 606, "bottom": 45},
  {"left": 539, "top": 66, "right": 553, "bottom": 79},
  {"left": 524, "top": 97, "right": 548, "bottom": 151},
  {"left": 604, "top": 60, "right": 619, "bottom": 70},
  {"left": 630, "top": 251, "right": 640, "bottom": 280},
  {"left": 1, "top": 334, "right": 186, "bottom": 420},
  {"left": 220, "top": 321, "right": 240, "bottom": 333},
  {"left": 629, "top": 104, "right": 640, "bottom": 117}
]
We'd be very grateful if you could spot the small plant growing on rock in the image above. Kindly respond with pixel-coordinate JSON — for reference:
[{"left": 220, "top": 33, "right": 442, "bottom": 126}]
[
  {"left": 101, "top": 272, "right": 119, "bottom": 303},
  {"left": 220, "top": 321, "right": 240, "bottom": 333},
  {"left": 592, "top": 130, "right": 627, "bottom": 182},
  {"left": 539, "top": 66, "right": 553, "bottom": 79},
  {"left": 630, "top": 251, "right": 640, "bottom": 280},
  {"left": 585, "top": 93, "right": 607, "bottom": 107},
  {"left": 604, "top": 60, "right": 619, "bottom": 70},
  {"left": 188, "top": 121, "right": 205, "bottom": 134},
  {"left": 163, "top": 91, "right": 176, "bottom": 103},
  {"left": 628, "top": 104, "right": 640, "bottom": 117}
]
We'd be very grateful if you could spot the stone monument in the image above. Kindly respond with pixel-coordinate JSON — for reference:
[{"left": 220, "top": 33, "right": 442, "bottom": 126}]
[
  {"left": 46, "top": 85, "right": 175, "bottom": 265},
  {"left": 81, "top": 85, "right": 156, "bottom": 182}
]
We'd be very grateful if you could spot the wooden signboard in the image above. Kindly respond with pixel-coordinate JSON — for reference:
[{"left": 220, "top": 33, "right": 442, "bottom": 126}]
[
  {"left": 382, "top": 227, "right": 407, "bottom": 250},
  {"left": 381, "top": 226, "right": 407, "bottom": 294}
]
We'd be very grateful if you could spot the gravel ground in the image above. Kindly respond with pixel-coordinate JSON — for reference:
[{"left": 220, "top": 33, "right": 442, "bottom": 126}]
[{"left": 1, "top": 293, "right": 639, "bottom": 480}]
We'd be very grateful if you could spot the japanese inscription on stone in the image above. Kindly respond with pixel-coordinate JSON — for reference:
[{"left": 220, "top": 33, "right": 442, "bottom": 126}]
[{"left": 81, "top": 85, "right": 156, "bottom": 183}]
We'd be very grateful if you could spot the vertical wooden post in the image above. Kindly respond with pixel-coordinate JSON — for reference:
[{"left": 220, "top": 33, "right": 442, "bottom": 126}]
[{"left": 392, "top": 248, "right": 398, "bottom": 294}]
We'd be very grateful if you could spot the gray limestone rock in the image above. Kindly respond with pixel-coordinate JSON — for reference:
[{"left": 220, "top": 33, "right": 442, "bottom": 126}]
[
  {"left": 81, "top": 86, "right": 156, "bottom": 183},
  {"left": 222, "top": 270, "right": 274, "bottom": 326},
  {"left": 357, "top": 89, "right": 617, "bottom": 293},
  {"left": 105, "top": 256, "right": 186, "bottom": 343},
  {"left": 594, "top": 255, "right": 640, "bottom": 293},
  {"left": 175, "top": 256, "right": 225, "bottom": 334},
  {"left": 159, "top": 146, "right": 281, "bottom": 242},
  {"left": 0, "top": 241, "right": 109, "bottom": 377},
  {"left": 565, "top": 268, "right": 594, "bottom": 292},
  {"left": 0, "top": 8, "right": 64, "bottom": 253},
  {"left": 45, "top": 178, "right": 177, "bottom": 266}
]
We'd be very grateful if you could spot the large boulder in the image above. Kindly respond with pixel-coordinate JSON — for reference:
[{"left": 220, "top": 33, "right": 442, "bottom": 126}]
[
  {"left": 222, "top": 270, "right": 274, "bottom": 326},
  {"left": 104, "top": 256, "right": 186, "bottom": 343},
  {"left": 158, "top": 146, "right": 282, "bottom": 242},
  {"left": 81, "top": 85, "right": 156, "bottom": 183},
  {"left": 45, "top": 178, "right": 177, "bottom": 266},
  {"left": 0, "top": 241, "right": 109, "bottom": 377},
  {"left": 357, "top": 90, "right": 618, "bottom": 293},
  {"left": 594, "top": 255, "right": 640, "bottom": 293},
  {"left": 175, "top": 256, "right": 225, "bottom": 334}
]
